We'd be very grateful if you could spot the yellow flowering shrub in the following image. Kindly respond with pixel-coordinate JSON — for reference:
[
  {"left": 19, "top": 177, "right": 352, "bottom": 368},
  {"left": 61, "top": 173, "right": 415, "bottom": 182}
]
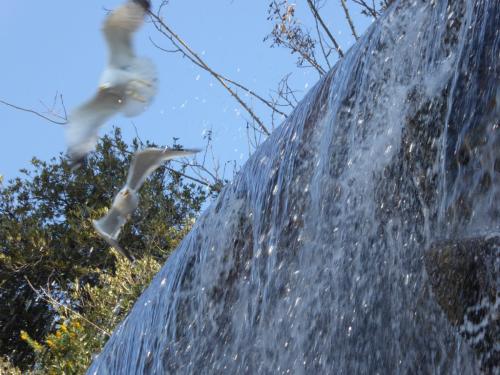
[{"left": 18, "top": 252, "right": 168, "bottom": 374}]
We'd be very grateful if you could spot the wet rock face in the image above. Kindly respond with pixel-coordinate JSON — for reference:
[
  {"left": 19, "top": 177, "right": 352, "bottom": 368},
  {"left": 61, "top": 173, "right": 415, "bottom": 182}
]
[
  {"left": 88, "top": 1, "right": 499, "bottom": 374},
  {"left": 425, "top": 236, "right": 499, "bottom": 373},
  {"left": 425, "top": 237, "right": 498, "bottom": 326}
]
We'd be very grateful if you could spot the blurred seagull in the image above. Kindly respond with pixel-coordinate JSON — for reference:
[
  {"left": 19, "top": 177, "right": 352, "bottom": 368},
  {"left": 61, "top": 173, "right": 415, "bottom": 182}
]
[
  {"left": 93, "top": 147, "right": 200, "bottom": 261},
  {"left": 66, "top": 0, "right": 157, "bottom": 168}
]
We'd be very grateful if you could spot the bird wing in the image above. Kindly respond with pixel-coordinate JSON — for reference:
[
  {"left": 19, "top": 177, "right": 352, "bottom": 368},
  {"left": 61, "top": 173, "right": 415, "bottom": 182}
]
[
  {"left": 65, "top": 89, "right": 122, "bottom": 164},
  {"left": 120, "top": 57, "right": 158, "bottom": 117},
  {"left": 102, "top": 2, "right": 148, "bottom": 67},
  {"left": 93, "top": 205, "right": 127, "bottom": 239},
  {"left": 126, "top": 148, "right": 201, "bottom": 190},
  {"left": 93, "top": 217, "right": 135, "bottom": 262}
]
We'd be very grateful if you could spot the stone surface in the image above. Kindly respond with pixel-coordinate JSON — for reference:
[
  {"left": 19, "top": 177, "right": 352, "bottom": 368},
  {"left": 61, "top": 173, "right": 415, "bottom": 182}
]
[
  {"left": 88, "top": 1, "right": 499, "bottom": 373},
  {"left": 425, "top": 236, "right": 499, "bottom": 372}
]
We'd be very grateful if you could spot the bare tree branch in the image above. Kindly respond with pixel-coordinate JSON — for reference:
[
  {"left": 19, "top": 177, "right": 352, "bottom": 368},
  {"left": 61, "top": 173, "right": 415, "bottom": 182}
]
[
  {"left": 312, "top": 11, "right": 333, "bottom": 70},
  {"left": 1, "top": 92, "right": 223, "bottom": 191},
  {"left": 25, "top": 276, "right": 111, "bottom": 337},
  {"left": 266, "top": 1, "right": 327, "bottom": 75},
  {"left": 165, "top": 166, "right": 209, "bottom": 186},
  {"left": 0, "top": 99, "right": 67, "bottom": 125},
  {"left": 306, "top": 0, "right": 344, "bottom": 58},
  {"left": 149, "top": 10, "right": 271, "bottom": 136},
  {"left": 351, "top": 0, "right": 379, "bottom": 18},
  {"left": 340, "top": 0, "right": 359, "bottom": 40},
  {"left": 149, "top": 37, "right": 287, "bottom": 118},
  {"left": 272, "top": 73, "right": 300, "bottom": 109}
]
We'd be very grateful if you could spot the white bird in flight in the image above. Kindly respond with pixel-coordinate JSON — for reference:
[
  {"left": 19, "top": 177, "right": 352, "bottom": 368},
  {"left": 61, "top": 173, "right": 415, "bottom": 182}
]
[
  {"left": 66, "top": 0, "right": 157, "bottom": 168},
  {"left": 93, "top": 147, "right": 201, "bottom": 261}
]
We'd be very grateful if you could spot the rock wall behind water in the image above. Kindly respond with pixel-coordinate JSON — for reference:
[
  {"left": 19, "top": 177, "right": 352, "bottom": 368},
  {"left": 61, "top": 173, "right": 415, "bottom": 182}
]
[{"left": 88, "top": 0, "right": 499, "bottom": 373}]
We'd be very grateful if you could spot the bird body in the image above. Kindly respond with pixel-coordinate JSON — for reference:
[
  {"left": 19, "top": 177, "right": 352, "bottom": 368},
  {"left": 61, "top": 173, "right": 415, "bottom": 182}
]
[
  {"left": 93, "top": 148, "right": 201, "bottom": 261},
  {"left": 98, "top": 57, "right": 157, "bottom": 118},
  {"left": 111, "top": 187, "right": 140, "bottom": 218},
  {"left": 66, "top": 0, "right": 156, "bottom": 167}
]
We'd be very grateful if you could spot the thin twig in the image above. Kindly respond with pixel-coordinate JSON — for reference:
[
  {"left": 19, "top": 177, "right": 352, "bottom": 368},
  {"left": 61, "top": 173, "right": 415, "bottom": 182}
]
[
  {"left": 339, "top": 0, "right": 359, "bottom": 40},
  {"left": 1, "top": 93, "right": 215, "bottom": 189},
  {"left": 25, "top": 277, "right": 111, "bottom": 337},
  {"left": 165, "top": 166, "right": 210, "bottom": 187},
  {"left": 306, "top": 0, "right": 344, "bottom": 58},
  {"left": 272, "top": 73, "right": 299, "bottom": 109},
  {"left": 274, "top": 32, "right": 327, "bottom": 75},
  {"left": 351, "top": 0, "right": 379, "bottom": 18},
  {"left": 312, "top": 15, "right": 332, "bottom": 70},
  {"left": 0, "top": 99, "right": 67, "bottom": 125},
  {"left": 149, "top": 12, "right": 271, "bottom": 136},
  {"left": 219, "top": 76, "right": 287, "bottom": 117},
  {"left": 60, "top": 94, "right": 68, "bottom": 120},
  {"left": 130, "top": 121, "right": 145, "bottom": 147},
  {"left": 175, "top": 160, "right": 220, "bottom": 183},
  {"left": 149, "top": 37, "right": 287, "bottom": 118},
  {"left": 265, "top": 1, "right": 327, "bottom": 75}
]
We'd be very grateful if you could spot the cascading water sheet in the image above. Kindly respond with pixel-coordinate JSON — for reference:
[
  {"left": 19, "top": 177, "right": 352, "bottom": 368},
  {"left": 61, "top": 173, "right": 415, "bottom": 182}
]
[{"left": 88, "top": 0, "right": 499, "bottom": 373}]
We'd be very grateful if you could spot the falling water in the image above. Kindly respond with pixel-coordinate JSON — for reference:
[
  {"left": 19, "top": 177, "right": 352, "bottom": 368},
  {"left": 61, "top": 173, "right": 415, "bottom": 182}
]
[{"left": 88, "top": 0, "right": 499, "bottom": 373}]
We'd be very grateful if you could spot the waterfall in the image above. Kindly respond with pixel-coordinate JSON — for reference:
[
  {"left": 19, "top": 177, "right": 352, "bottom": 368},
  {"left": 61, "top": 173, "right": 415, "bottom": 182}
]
[{"left": 88, "top": 0, "right": 499, "bottom": 373}]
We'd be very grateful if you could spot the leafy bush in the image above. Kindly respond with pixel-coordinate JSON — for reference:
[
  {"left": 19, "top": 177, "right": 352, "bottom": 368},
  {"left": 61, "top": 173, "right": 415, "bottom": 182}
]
[
  {"left": 0, "top": 129, "right": 206, "bottom": 371},
  {"left": 20, "top": 251, "right": 175, "bottom": 374}
]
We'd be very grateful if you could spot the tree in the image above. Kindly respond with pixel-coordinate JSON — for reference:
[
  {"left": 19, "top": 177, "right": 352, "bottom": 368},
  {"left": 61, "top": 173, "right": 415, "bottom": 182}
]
[
  {"left": 149, "top": 0, "right": 395, "bottom": 142},
  {"left": 0, "top": 1, "right": 397, "bottom": 180},
  {"left": 20, "top": 254, "right": 172, "bottom": 374},
  {"left": 0, "top": 1, "right": 398, "bottom": 371},
  {"left": 0, "top": 129, "right": 206, "bottom": 369}
]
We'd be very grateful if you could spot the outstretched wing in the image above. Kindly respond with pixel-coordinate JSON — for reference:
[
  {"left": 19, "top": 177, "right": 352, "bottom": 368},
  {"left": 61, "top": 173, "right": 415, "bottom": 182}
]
[
  {"left": 102, "top": 1, "right": 148, "bottom": 67},
  {"left": 126, "top": 148, "right": 201, "bottom": 190},
  {"left": 93, "top": 216, "right": 135, "bottom": 262},
  {"left": 65, "top": 90, "right": 122, "bottom": 165}
]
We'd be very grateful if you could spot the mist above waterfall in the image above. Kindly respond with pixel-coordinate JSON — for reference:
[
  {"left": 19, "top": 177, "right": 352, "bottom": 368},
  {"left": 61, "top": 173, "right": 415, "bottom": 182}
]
[{"left": 88, "top": 0, "right": 499, "bottom": 373}]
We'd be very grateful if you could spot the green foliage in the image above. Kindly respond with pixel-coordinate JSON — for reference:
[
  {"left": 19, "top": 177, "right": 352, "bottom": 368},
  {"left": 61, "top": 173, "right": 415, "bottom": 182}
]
[
  {"left": 0, "top": 356, "right": 25, "bottom": 375},
  {"left": 0, "top": 128, "right": 206, "bottom": 370},
  {"left": 19, "top": 253, "right": 168, "bottom": 374}
]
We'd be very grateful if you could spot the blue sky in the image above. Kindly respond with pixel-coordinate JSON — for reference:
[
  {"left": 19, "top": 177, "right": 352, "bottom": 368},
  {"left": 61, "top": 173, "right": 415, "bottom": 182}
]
[{"left": 0, "top": 1, "right": 372, "bottom": 183}]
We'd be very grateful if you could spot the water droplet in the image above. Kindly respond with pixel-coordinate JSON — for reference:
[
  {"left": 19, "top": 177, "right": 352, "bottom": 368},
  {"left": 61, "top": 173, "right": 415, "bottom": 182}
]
[{"left": 404, "top": 274, "right": 410, "bottom": 285}]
